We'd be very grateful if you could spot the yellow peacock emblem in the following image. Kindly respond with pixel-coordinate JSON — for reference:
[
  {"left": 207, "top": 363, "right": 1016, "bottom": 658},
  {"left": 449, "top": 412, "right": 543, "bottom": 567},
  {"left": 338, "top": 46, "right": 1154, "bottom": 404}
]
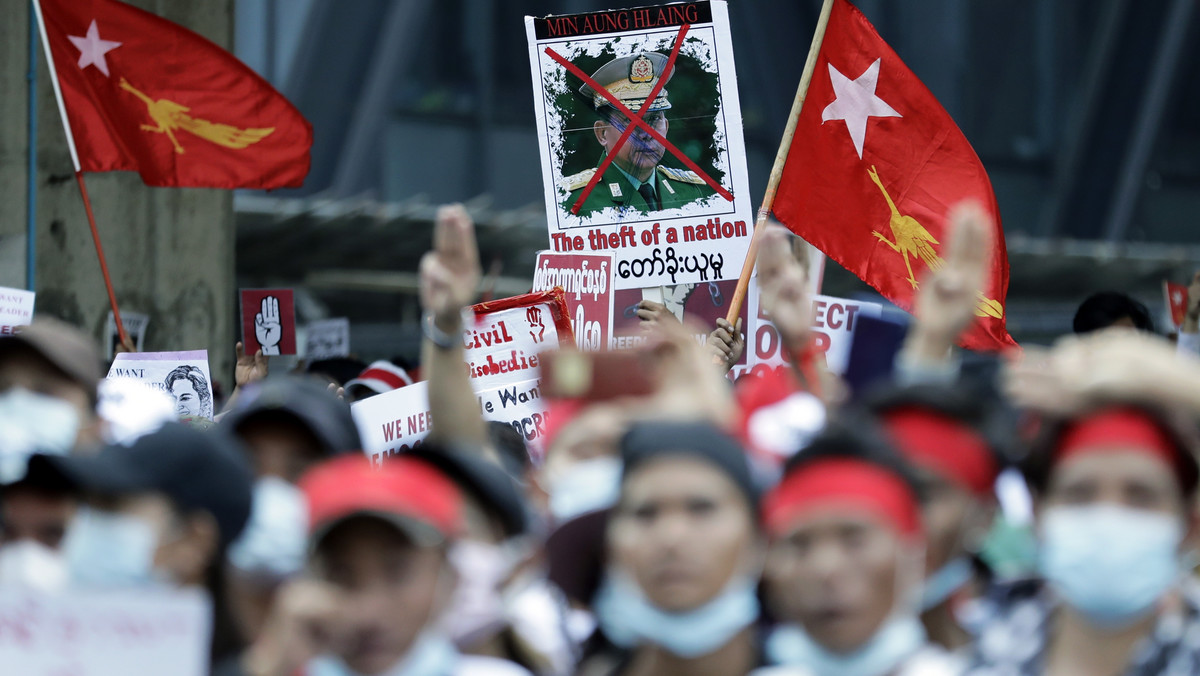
[
  {"left": 119, "top": 78, "right": 275, "bottom": 155},
  {"left": 868, "top": 165, "right": 1004, "bottom": 319}
]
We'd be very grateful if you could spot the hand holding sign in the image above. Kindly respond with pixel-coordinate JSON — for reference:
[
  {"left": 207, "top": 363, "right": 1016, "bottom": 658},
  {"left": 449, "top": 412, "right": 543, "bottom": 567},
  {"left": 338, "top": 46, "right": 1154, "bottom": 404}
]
[
  {"left": 420, "top": 204, "right": 482, "bottom": 332},
  {"left": 255, "top": 296, "right": 283, "bottom": 356},
  {"left": 235, "top": 341, "right": 269, "bottom": 387}
]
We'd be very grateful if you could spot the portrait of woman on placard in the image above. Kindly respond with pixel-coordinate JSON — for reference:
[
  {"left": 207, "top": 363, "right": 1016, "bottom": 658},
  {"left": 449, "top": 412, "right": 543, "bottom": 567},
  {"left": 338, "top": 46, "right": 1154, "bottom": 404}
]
[{"left": 164, "top": 364, "right": 213, "bottom": 420}]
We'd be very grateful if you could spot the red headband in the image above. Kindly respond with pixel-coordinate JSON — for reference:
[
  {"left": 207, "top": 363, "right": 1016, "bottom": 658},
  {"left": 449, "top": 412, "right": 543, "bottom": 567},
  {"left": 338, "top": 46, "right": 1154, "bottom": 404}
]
[
  {"left": 882, "top": 407, "right": 998, "bottom": 497},
  {"left": 1054, "top": 407, "right": 1178, "bottom": 470},
  {"left": 764, "top": 458, "right": 922, "bottom": 537}
]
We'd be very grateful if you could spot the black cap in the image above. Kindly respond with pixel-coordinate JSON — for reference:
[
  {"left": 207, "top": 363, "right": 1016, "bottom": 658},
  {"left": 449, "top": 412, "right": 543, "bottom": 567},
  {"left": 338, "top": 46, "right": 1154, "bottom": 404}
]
[
  {"left": 222, "top": 376, "right": 360, "bottom": 454},
  {"left": 403, "top": 444, "right": 528, "bottom": 538},
  {"left": 26, "top": 424, "right": 254, "bottom": 549},
  {"left": 620, "top": 421, "right": 759, "bottom": 514}
]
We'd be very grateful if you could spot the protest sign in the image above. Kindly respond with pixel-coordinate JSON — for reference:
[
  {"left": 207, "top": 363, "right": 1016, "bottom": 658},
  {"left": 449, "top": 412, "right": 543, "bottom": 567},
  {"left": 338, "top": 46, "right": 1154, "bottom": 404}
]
[
  {"left": 107, "top": 350, "right": 214, "bottom": 420},
  {"left": 106, "top": 310, "right": 149, "bottom": 358},
  {"left": 352, "top": 382, "right": 433, "bottom": 465},
  {"left": 304, "top": 317, "right": 351, "bottom": 360},
  {"left": 355, "top": 291, "right": 572, "bottom": 464},
  {"left": 525, "top": 1, "right": 754, "bottom": 289},
  {"left": 466, "top": 289, "right": 574, "bottom": 391},
  {"left": 610, "top": 280, "right": 749, "bottom": 369},
  {"left": 532, "top": 252, "right": 615, "bottom": 351},
  {"left": 1165, "top": 280, "right": 1187, "bottom": 329},
  {"left": 730, "top": 280, "right": 881, "bottom": 380},
  {"left": 239, "top": 289, "right": 296, "bottom": 356},
  {"left": 0, "top": 286, "right": 35, "bottom": 335},
  {"left": 0, "top": 587, "right": 211, "bottom": 676}
]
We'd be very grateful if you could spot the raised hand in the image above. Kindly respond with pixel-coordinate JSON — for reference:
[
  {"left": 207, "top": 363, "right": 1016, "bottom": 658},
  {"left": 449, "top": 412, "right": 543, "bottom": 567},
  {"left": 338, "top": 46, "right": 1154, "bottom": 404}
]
[
  {"left": 757, "top": 225, "right": 811, "bottom": 351},
  {"left": 255, "top": 296, "right": 282, "bottom": 356},
  {"left": 902, "top": 200, "right": 992, "bottom": 365},
  {"left": 419, "top": 204, "right": 481, "bottom": 332},
  {"left": 235, "top": 341, "right": 269, "bottom": 387},
  {"left": 708, "top": 317, "right": 744, "bottom": 372}
]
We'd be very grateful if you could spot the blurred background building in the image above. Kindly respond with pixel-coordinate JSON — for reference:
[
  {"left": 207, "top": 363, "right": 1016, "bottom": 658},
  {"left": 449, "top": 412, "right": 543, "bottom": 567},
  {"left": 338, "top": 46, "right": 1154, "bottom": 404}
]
[{"left": 229, "top": 0, "right": 1200, "bottom": 355}]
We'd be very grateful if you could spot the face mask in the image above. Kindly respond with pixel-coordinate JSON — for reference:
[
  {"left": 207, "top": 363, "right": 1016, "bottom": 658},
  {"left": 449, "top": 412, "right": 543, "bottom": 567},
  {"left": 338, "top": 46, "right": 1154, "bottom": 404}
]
[
  {"left": 1039, "top": 503, "right": 1183, "bottom": 628},
  {"left": 227, "top": 476, "right": 308, "bottom": 581},
  {"left": 63, "top": 506, "right": 159, "bottom": 587},
  {"left": 593, "top": 571, "right": 760, "bottom": 658},
  {"left": 920, "top": 557, "right": 973, "bottom": 611},
  {"left": 765, "top": 616, "right": 926, "bottom": 676},
  {"left": 0, "top": 540, "right": 68, "bottom": 592},
  {"left": 547, "top": 456, "right": 622, "bottom": 523},
  {"left": 0, "top": 388, "right": 79, "bottom": 483},
  {"left": 307, "top": 632, "right": 459, "bottom": 676},
  {"left": 436, "top": 539, "right": 519, "bottom": 648}
]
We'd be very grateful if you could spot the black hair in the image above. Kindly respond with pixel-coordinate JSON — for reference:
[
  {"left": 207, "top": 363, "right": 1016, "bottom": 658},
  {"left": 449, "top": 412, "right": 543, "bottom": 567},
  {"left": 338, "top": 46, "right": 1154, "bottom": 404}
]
[
  {"left": 487, "top": 421, "right": 532, "bottom": 477},
  {"left": 861, "top": 382, "right": 1017, "bottom": 471},
  {"left": 782, "top": 415, "right": 927, "bottom": 505},
  {"left": 1021, "top": 403, "right": 1200, "bottom": 501},
  {"left": 306, "top": 357, "right": 369, "bottom": 386},
  {"left": 1073, "top": 291, "right": 1154, "bottom": 334}
]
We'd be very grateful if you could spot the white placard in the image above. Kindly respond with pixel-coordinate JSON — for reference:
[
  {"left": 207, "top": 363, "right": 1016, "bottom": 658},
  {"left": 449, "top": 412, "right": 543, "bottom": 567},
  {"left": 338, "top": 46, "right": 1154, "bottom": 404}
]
[
  {"left": 525, "top": 1, "right": 754, "bottom": 289},
  {"left": 107, "top": 350, "right": 214, "bottom": 420},
  {"left": 304, "top": 318, "right": 351, "bottom": 360},
  {"left": 0, "top": 286, "right": 35, "bottom": 335},
  {"left": 0, "top": 588, "right": 211, "bottom": 676}
]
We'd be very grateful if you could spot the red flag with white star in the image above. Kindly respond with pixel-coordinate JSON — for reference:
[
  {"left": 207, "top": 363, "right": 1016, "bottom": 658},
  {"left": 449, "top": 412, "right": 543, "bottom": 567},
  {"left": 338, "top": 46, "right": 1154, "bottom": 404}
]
[
  {"left": 773, "top": 0, "right": 1014, "bottom": 351},
  {"left": 35, "top": 0, "right": 311, "bottom": 189}
]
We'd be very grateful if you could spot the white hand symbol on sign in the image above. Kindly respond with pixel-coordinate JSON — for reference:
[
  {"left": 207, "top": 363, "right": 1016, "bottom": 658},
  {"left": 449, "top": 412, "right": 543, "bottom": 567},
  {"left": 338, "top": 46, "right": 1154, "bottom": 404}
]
[{"left": 255, "top": 296, "right": 282, "bottom": 356}]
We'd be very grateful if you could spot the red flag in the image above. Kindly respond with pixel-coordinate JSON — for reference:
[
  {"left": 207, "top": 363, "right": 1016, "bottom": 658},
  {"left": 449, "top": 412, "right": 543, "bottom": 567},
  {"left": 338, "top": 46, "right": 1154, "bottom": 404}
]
[
  {"left": 37, "top": 0, "right": 311, "bottom": 189},
  {"left": 773, "top": 0, "right": 1014, "bottom": 351}
]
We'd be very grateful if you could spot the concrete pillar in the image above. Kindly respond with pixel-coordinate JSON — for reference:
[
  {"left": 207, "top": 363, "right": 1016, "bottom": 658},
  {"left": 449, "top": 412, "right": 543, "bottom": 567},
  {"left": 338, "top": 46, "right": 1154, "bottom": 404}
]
[{"left": 0, "top": 0, "right": 236, "bottom": 389}]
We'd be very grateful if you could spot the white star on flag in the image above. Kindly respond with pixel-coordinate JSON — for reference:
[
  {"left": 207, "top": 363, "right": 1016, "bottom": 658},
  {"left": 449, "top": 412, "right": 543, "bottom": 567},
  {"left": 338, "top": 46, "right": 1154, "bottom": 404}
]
[
  {"left": 821, "top": 58, "right": 901, "bottom": 159},
  {"left": 68, "top": 20, "right": 122, "bottom": 77}
]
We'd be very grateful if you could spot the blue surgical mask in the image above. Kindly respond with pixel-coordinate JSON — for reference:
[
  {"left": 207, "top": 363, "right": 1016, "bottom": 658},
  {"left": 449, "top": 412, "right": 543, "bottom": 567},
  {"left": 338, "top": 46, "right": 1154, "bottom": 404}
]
[
  {"left": 0, "top": 388, "right": 79, "bottom": 482},
  {"left": 593, "top": 572, "right": 760, "bottom": 658},
  {"left": 765, "top": 616, "right": 926, "bottom": 676},
  {"left": 63, "top": 506, "right": 159, "bottom": 587},
  {"left": 920, "top": 557, "right": 973, "bottom": 611},
  {"left": 308, "top": 632, "right": 459, "bottom": 676},
  {"left": 1039, "top": 503, "right": 1183, "bottom": 628},
  {"left": 227, "top": 476, "right": 308, "bottom": 581}
]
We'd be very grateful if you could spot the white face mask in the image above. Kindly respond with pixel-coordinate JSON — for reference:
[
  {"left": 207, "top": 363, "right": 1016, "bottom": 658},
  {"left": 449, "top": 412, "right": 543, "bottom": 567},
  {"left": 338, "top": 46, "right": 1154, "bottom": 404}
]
[
  {"left": 546, "top": 456, "right": 622, "bottom": 523},
  {"left": 63, "top": 506, "right": 160, "bottom": 588},
  {"left": 0, "top": 388, "right": 80, "bottom": 483},
  {"left": 436, "top": 538, "right": 521, "bottom": 648},
  {"left": 0, "top": 540, "right": 68, "bottom": 592},
  {"left": 593, "top": 571, "right": 761, "bottom": 658},
  {"left": 308, "top": 632, "right": 459, "bottom": 676},
  {"left": 227, "top": 476, "right": 308, "bottom": 581}
]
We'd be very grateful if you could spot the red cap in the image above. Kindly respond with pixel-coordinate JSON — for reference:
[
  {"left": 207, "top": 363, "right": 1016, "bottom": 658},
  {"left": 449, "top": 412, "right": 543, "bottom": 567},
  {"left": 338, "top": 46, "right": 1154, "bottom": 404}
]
[
  {"left": 881, "top": 407, "right": 998, "bottom": 497},
  {"left": 300, "top": 455, "right": 462, "bottom": 546}
]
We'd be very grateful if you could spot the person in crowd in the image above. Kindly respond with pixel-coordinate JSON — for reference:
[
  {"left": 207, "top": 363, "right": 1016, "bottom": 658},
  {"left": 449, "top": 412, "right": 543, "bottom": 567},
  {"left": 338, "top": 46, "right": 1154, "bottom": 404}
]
[
  {"left": 864, "top": 383, "right": 1011, "bottom": 651},
  {"left": 344, "top": 359, "right": 416, "bottom": 402},
  {"left": 757, "top": 421, "right": 961, "bottom": 676},
  {"left": 221, "top": 376, "right": 361, "bottom": 648},
  {"left": 963, "top": 401, "right": 1200, "bottom": 674},
  {"left": 240, "top": 454, "right": 532, "bottom": 676},
  {"left": 1175, "top": 270, "right": 1200, "bottom": 356},
  {"left": 24, "top": 423, "right": 253, "bottom": 667},
  {"left": 578, "top": 420, "right": 765, "bottom": 676},
  {"left": 0, "top": 318, "right": 105, "bottom": 456},
  {"left": 307, "top": 357, "right": 370, "bottom": 389},
  {"left": 1072, "top": 291, "right": 1154, "bottom": 334}
]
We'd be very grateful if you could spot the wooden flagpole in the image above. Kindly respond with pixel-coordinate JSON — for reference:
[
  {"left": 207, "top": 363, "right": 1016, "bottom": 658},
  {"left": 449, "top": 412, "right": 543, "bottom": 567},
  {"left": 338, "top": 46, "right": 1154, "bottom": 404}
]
[
  {"left": 725, "top": 0, "right": 836, "bottom": 325},
  {"left": 30, "top": 0, "right": 130, "bottom": 347}
]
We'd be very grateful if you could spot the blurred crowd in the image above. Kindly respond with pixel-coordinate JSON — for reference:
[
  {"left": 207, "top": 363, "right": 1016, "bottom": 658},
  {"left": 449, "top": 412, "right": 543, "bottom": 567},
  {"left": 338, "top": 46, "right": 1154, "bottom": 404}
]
[{"left": 4, "top": 203, "right": 1200, "bottom": 676}]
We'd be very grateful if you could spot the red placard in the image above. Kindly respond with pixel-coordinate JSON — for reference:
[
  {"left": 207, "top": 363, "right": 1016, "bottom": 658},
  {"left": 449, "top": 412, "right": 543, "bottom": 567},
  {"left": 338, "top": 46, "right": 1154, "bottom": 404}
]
[
  {"left": 240, "top": 288, "right": 297, "bottom": 356},
  {"left": 532, "top": 252, "right": 614, "bottom": 351},
  {"left": 1166, "top": 281, "right": 1188, "bottom": 329}
]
